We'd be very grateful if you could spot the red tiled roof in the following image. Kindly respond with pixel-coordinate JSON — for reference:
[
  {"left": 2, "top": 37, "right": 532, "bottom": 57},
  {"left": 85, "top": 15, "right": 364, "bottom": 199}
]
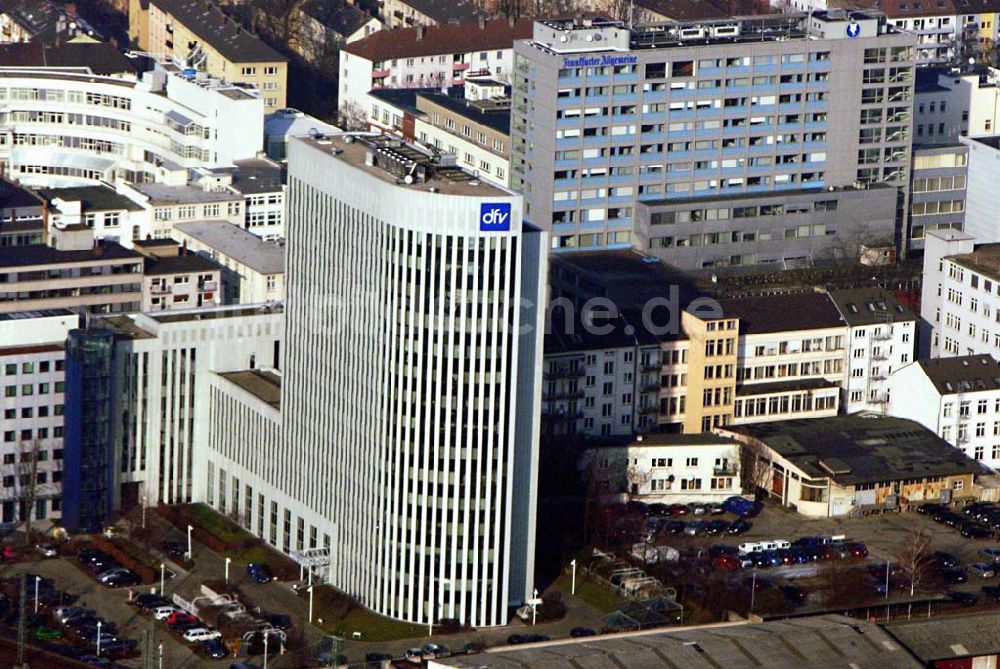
[{"left": 344, "top": 17, "right": 533, "bottom": 62}]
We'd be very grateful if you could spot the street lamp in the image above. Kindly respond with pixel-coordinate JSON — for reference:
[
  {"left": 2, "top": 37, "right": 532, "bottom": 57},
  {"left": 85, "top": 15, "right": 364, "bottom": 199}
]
[
  {"left": 307, "top": 585, "right": 314, "bottom": 624},
  {"left": 263, "top": 631, "right": 269, "bottom": 669},
  {"left": 750, "top": 570, "right": 757, "bottom": 614},
  {"left": 186, "top": 525, "right": 193, "bottom": 561},
  {"left": 33, "top": 576, "right": 39, "bottom": 614},
  {"left": 96, "top": 621, "right": 102, "bottom": 657},
  {"left": 141, "top": 494, "right": 147, "bottom": 530},
  {"left": 160, "top": 562, "right": 166, "bottom": 596},
  {"left": 225, "top": 557, "right": 231, "bottom": 584},
  {"left": 570, "top": 559, "right": 577, "bottom": 596},
  {"left": 158, "top": 642, "right": 163, "bottom": 669}
]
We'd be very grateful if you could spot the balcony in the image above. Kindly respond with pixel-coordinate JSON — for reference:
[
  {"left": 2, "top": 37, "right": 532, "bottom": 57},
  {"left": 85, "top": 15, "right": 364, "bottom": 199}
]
[
  {"left": 150, "top": 284, "right": 171, "bottom": 295},
  {"left": 545, "top": 365, "right": 585, "bottom": 379},
  {"left": 199, "top": 281, "right": 218, "bottom": 292},
  {"left": 453, "top": 62, "right": 470, "bottom": 72},
  {"left": 714, "top": 466, "right": 738, "bottom": 476},
  {"left": 638, "top": 404, "right": 659, "bottom": 415},
  {"left": 372, "top": 69, "right": 390, "bottom": 79},
  {"left": 542, "top": 390, "right": 585, "bottom": 401}
]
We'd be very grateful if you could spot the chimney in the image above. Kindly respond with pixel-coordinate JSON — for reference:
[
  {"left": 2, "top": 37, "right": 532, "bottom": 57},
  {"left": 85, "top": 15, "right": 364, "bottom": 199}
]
[
  {"left": 416, "top": 24, "right": 425, "bottom": 40},
  {"left": 478, "top": 15, "right": 485, "bottom": 30}
]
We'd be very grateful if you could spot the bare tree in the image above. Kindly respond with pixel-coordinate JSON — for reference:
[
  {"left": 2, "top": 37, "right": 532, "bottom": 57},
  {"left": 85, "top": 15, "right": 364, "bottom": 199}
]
[
  {"left": 337, "top": 100, "right": 369, "bottom": 131},
  {"left": 14, "top": 439, "right": 41, "bottom": 544},
  {"left": 250, "top": 0, "right": 308, "bottom": 52},
  {"left": 738, "top": 441, "right": 769, "bottom": 496},
  {"left": 894, "top": 528, "right": 934, "bottom": 597}
]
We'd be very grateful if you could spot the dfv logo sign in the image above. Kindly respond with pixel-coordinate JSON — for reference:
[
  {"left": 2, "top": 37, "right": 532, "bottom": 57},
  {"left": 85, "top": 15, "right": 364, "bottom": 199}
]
[{"left": 480, "top": 202, "right": 512, "bottom": 231}]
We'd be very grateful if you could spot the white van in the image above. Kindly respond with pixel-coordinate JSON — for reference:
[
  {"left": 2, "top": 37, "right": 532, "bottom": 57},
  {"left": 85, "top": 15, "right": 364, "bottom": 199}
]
[
  {"left": 153, "top": 606, "right": 180, "bottom": 621},
  {"left": 772, "top": 540, "right": 791, "bottom": 550},
  {"left": 183, "top": 628, "right": 221, "bottom": 643},
  {"left": 738, "top": 542, "right": 763, "bottom": 554}
]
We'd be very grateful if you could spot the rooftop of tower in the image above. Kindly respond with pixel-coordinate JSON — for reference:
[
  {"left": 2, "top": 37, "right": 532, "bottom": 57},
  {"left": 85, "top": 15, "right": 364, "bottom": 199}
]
[{"left": 297, "top": 134, "right": 509, "bottom": 197}]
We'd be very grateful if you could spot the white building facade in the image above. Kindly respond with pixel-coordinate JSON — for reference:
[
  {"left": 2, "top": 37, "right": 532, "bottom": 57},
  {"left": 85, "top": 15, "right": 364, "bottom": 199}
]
[
  {"left": 0, "top": 309, "right": 77, "bottom": 523},
  {"left": 888, "top": 355, "right": 1000, "bottom": 468},
  {"left": 0, "top": 62, "right": 264, "bottom": 188},
  {"left": 202, "top": 134, "right": 547, "bottom": 628}
]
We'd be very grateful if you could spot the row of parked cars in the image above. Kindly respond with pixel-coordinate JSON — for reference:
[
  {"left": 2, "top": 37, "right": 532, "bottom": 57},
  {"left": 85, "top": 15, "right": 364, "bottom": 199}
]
[
  {"left": 918, "top": 502, "right": 997, "bottom": 538},
  {"left": 77, "top": 547, "right": 142, "bottom": 588},
  {"left": 711, "top": 537, "right": 868, "bottom": 571},
  {"left": 627, "top": 496, "right": 764, "bottom": 520},
  {"left": 130, "top": 593, "right": 229, "bottom": 659}
]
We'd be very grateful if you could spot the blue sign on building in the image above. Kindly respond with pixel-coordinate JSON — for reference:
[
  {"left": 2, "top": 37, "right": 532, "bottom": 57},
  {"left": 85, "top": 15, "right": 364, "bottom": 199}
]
[{"left": 480, "top": 202, "right": 512, "bottom": 232}]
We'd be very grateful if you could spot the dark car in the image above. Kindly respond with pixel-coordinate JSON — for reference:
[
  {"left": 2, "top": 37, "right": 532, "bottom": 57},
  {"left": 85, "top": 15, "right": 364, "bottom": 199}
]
[
  {"left": 103, "top": 572, "right": 140, "bottom": 588},
  {"left": 714, "top": 554, "right": 741, "bottom": 571},
  {"left": 649, "top": 503, "right": 670, "bottom": 517},
  {"left": 931, "top": 551, "right": 960, "bottom": 568},
  {"left": 949, "top": 590, "right": 979, "bottom": 606},
  {"left": 787, "top": 547, "right": 811, "bottom": 564},
  {"left": 962, "top": 523, "right": 992, "bottom": 539},
  {"left": 982, "top": 585, "right": 1000, "bottom": 601},
  {"left": 205, "top": 638, "right": 228, "bottom": 659},
  {"left": 727, "top": 518, "right": 752, "bottom": 535},
  {"left": 507, "top": 634, "right": 530, "bottom": 645},
  {"left": 365, "top": 652, "right": 394, "bottom": 662},
  {"left": 940, "top": 568, "right": 969, "bottom": 584},
  {"left": 665, "top": 520, "right": 686, "bottom": 534},
  {"left": 705, "top": 520, "right": 730, "bottom": 536},
  {"left": 917, "top": 503, "right": 943, "bottom": 515},
  {"left": 163, "top": 541, "right": 187, "bottom": 557},
  {"left": 847, "top": 542, "right": 868, "bottom": 558},
  {"left": 133, "top": 594, "right": 170, "bottom": 611},
  {"left": 626, "top": 501, "right": 651, "bottom": 516},
  {"left": 570, "top": 627, "right": 596, "bottom": 638},
  {"left": 710, "top": 545, "right": 738, "bottom": 558},
  {"left": 669, "top": 504, "right": 689, "bottom": 517},
  {"left": 246, "top": 563, "right": 273, "bottom": 584}
]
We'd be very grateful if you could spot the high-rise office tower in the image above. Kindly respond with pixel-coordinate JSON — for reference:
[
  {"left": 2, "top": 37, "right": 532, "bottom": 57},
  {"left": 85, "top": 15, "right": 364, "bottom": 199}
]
[
  {"left": 205, "top": 134, "right": 547, "bottom": 627},
  {"left": 511, "top": 12, "right": 917, "bottom": 269}
]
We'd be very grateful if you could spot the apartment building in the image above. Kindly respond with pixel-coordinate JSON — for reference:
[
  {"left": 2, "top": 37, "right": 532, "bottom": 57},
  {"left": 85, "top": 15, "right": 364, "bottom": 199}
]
[
  {"left": 511, "top": 13, "right": 918, "bottom": 266},
  {"left": 413, "top": 81, "right": 511, "bottom": 188},
  {"left": 962, "top": 136, "right": 1000, "bottom": 243},
  {"left": 37, "top": 186, "right": 147, "bottom": 246},
  {"left": 379, "top": 0, "right": 478, "bottom": 29},
  {"left": 0, "top": 309, "right": 77, "bottom": 524},
  {"left": 579, "top": 434, "right": 742, "bottom": 503},
  {"left": 229, "top": 158, "right": 286, "bottom": 241},
  {"left": 0, "top": 238, "right": 143, "bottom": 314},
  {"left": 914, "top": 66, "right": 1000, "bottom": 145},
  {"left": 140, "top": 251, "right": 222, "bottom": 312},
  {"left": 543, "top": 253, "right": 916, "bottom": 436},
  {"left": 0, "top": 178, "right": 45, "bottom": 248},
  {"left": 888, "top": 355, "right": 1000, "bottom": 468},
  {"left": 0, "top": 0, "right": 103, "bottom": 45},
  {"left": 908, "top": 144, "right": 968, "bottom": 248},
  {"left": 129, "top": 0, "right": 288, "bottom": 113},
  {"left": 121, "top": 183, "right": 244, "bottom": 240},
  {"left": 338, "top": 18, "right": 532, "bottom": 116},
  {"left": 172, "top": 221, "right": 284, "bottom": 304},
  {"left": 921, "top": 230, "right": 1000, "bottom": 358}
]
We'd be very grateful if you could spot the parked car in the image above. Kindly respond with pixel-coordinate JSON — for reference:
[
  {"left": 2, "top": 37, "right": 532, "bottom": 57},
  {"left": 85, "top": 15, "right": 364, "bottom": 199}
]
[
  {"left": 780, "top": 584, "right": 806, "bottom": 605},
  {"left": 153, "top": 606, "right": 181, "bottom": 621},
  {"left": 34, "top": 626, "right": 61, "bottom": 641},
  {"left": 932, "top": 552, "right": 961, "bottom": 568},
  {"left": 939, "top": 567, "right": 969, "bottom": 584},
  {"left": 962, "top": 523, "right": 992, "bottom": 539},
  {"left": 714, "top": 554, "right": 740, "bottom": 571},
  {"left": 421, "top": 643, "right": 450, "bottom": 660},
  {"left": 665, "top": 520, "right": 685, "bottom": 534},
  {"left": 707, "top": 502, "right": 725, "bottom": 515},
  {"left": 981, "top": 548, "right": 1000, "bottom": 563},
  {"left": 183, "top": 628, "right": 221, "bottom": 643},
  {"left": 162, "top": 541, "right": 187, "bottom": 557},
  {"left": 949, "top": 590, "right": 979, "bottom": 606},
  {"left": 35, "top": 544, "right": 57, "bottom": 559},
  {"left": 847, "top": 542, "right": 868, "bottom": 558},
  {"left": 103, "top": 572, "right": 140, "bottom": 588},
  {"left": 727, "top": 519, "right": 752, "bottom": 535},
  {"left": 982, "top": 585, "right": 1000, "bottom": 601},
  {"left": 970, "top": 563, "right": 996, "bottom": 578},
  {"left": 705, "top": 520, "right": 730, "bottom": 536},
  {"left": 205, "top": 638, "right": 228, "bottom": 659},
  {"left": 683, "top": 521, "right": 706, "bottom": 536},
  {"left": 365, "top": 652, "right": 394, "bottom": 662},
  {"left": 626, "top": 501, "right": 651, "bottom": 516},
  {"left": 0, "top": 546, "right": 17, "bottom": 560},
  {"left": 264, "top": 613, "right": 292, "bottom": 630},
  {"left": 688, "top": 503, "right": 708, "bottom": 516},
  {"left": 570, "top": 627, "right": 596, "bottom": 638},
  {"left": 246, "top": 563, "right": 273, "bottom": 584},
  {"left": 648, "top": 503, "right": 670, "bottom": 517}
]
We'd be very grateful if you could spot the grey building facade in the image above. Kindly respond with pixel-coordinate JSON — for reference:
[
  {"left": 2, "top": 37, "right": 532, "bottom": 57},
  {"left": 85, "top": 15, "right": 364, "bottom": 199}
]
[
  {"left": 511, "top": 13, "right": 917, "bottom": 270},
  {"left": 908, "top": 143, "right": 968, "bottom": 249}
]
